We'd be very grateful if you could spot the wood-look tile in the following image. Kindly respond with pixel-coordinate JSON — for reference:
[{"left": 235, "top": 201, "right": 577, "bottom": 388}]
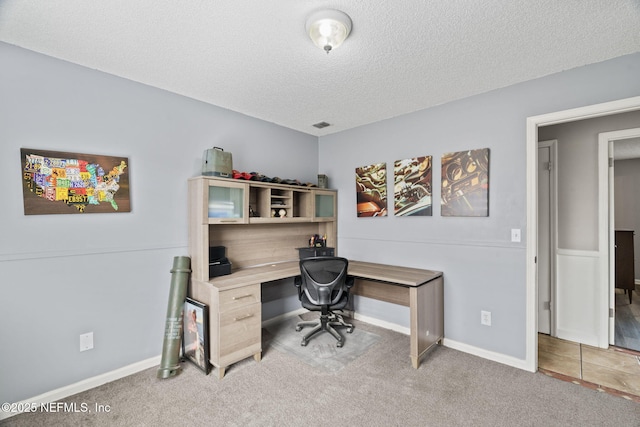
[
  {"left": 582, "top": 345, "right": 640, "bottom": 375},
  {"left": 539, "top": 334, "right": 640, "bottom": 399},
  {"left": 538, "top": 334, "right": 581, "bottom": 360},
  {"left": 538, "top": 349, "right": 581, "bottom": 378},
  {"left": 582, "top": 361, "right": 640, "bottom": 397}
]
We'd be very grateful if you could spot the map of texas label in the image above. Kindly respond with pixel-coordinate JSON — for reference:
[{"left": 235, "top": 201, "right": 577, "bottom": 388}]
[{"left": 23, "top": 153, "right": 128, "bottom": 213}]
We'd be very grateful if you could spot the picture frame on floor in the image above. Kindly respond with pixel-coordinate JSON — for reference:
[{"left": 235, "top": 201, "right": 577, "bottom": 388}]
[{"left": 182, "top": 298, "right": 210, "bottom": 374}]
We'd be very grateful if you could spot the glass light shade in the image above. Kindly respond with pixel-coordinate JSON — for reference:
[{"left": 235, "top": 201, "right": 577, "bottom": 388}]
[{"left": 306, "top": 10, "right": 352, "bottom": 53}]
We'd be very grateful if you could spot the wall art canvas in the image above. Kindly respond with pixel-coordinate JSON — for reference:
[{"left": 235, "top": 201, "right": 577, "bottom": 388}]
[
  {"left": 182, "top": 298, "right": 210, "bottom": 374},
  {"left": 441, "top": 148, "right": 489, "bottom": 217},
  {"left": 394, "top": 156, "right": 432, "bottom": 216},
  {"left": 356, "top": 162, "right": 387, "bottom": 217},
  {"left": 21, "top": 148, "right": 130, "bottom": 215}
]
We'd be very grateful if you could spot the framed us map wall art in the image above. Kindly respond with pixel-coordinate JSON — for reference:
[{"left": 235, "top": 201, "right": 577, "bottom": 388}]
[
  {"left": 21, "top": 148, "right": 131, "bottom": 215},
  {"left": 440, "top": 148, "right": 489, "bottom": 217}
]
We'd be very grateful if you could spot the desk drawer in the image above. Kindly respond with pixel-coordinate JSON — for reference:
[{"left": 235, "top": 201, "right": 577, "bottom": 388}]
[
  {"left": 219, "top": 302, "right": 261, "bottom": 358},
  {"left": 219, "top": 284, "right": 260, "bottom": 311}
]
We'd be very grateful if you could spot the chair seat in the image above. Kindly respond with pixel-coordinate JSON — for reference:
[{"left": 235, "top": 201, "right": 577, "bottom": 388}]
[{"left": 300, "top": 292, "right": 348, "bottom": 312}]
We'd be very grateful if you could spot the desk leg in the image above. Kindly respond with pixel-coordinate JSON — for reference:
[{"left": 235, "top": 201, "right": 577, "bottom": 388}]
[
  {"left": 409, "top": 276, "right": 444, "bottom": 368},
  {"left": 217, "top": 366, "right": 226, "bottom": 380},
  {"left": 254, "top": 352, "right": 261, "bottom": 362}
]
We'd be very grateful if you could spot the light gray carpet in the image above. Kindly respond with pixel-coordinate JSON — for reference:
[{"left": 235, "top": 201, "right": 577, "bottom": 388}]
[
  {"left": 264, "top": 316, "right": 380, "bottom": 372},
  {"left": 3, "top": 319, "right": 639, "bottom": 427}
]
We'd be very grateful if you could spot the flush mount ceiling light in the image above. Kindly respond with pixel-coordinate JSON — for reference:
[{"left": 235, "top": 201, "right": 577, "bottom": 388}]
[{"left": 306, "top": 9, "right": 352, "bottom": 54}]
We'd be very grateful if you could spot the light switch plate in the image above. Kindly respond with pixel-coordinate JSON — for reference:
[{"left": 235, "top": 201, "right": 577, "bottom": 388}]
[
  {"left": 80, "top": 332, "right": 94, "bottom": 351},
  {"left": 511, "top": 229, "right": 521, "bottom": 243}
]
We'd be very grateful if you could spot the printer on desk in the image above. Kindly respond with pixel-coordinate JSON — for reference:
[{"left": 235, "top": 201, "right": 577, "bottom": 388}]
[{"left": 209, "top": 246, "right": 232, "bottom": 278}]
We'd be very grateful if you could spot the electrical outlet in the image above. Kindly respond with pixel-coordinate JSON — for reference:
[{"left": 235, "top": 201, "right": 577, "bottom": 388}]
[
  {"left": 80, "top": 332, "right": 94, "bottom": 352},
  {"left": 511, "top": 229, "right": 521, "bottom": 242},
  {"left": 481, "top": 311, "right": 492, "bottom": 326}
]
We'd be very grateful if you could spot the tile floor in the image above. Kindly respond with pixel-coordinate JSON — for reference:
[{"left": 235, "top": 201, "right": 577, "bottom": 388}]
[{"left": 538, "top": 333, "right": 640, "bottom": 403}]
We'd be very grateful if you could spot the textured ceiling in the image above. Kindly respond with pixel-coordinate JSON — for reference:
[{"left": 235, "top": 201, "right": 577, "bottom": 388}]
[{"left": 1, "top": 1, "right": 639, "bottom": 136}]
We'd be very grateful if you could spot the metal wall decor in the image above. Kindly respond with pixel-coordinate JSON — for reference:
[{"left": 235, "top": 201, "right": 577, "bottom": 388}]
[
  {"left": 441, "top": 148, "right": 489, "bottom": 217},
  {"left": 21, "top": 148, "right": 130, "bottom": 215},
  {"left": 393, "top": 155, "right": 432, "bottom": 216},
  {"left": 355, "top": 162, "right": 387, "bottom": 217}
]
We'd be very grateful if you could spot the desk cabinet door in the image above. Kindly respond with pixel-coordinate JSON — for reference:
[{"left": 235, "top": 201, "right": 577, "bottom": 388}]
[
  {"left": 219, "top": 303, "right": 261, "bottom": 363},
  {"left": 207, "top": 181, "right": 248, "bottom": 224},
  {"left": 314, "top": 191, "right": 336, "bottom": 221}
]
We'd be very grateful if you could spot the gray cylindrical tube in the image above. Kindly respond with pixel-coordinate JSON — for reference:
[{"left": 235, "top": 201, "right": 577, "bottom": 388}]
[{"left": 157, "top": 256, "right": 191, "bottom": 379}]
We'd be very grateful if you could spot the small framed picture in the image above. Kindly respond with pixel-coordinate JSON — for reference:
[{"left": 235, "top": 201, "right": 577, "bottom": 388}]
[{"left": 182, "top": 298, "right": 210, "bottom": 374}]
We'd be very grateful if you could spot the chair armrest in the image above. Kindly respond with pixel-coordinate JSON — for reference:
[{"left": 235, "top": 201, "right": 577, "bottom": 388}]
[
  {"left": 345, "top": 275, "right": 355, "bottom": 289},
  {"left": 294, "top": 275, "right": 303, "bottom": 299}
]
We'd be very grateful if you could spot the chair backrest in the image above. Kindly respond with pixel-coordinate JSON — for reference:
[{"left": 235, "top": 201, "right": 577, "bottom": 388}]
[{"left": 299, "top": 257, "right": 349, "bottom": 306}]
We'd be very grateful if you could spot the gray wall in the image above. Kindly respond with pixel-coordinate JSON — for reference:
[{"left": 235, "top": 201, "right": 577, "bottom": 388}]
[
  {"left": 538, "top": 111, "right": 640, "bottom": 251},
  {"left": 3, "top": 38, "right": 640, "bottom": 404},
  {"left": 614, "top": 158, "right": 640, "bottom": 280},
  {"left": 0, "top": 42, "right": 318, "bottom": 404},
  {"left": 319, "top": 52, "right": 640, "bottom": 360}
]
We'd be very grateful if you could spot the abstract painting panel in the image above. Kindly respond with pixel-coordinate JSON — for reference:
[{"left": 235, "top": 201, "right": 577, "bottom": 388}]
[
  {"left": 356, "top": 163, "right": 387, "bottom": 217},
  {"left": 393, "top": 156, "right": 432, "bottom": 216},
  {"left": 441, "top": 148, "right": 489, "bottom": 217}
]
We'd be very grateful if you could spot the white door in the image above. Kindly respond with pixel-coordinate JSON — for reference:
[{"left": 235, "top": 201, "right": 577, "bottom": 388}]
[
  {"left": 598, "top": 128, "right": 640, "bottom": 346},
  {"left": 538, "top": 140, "right": 556, "bottom": 335}
]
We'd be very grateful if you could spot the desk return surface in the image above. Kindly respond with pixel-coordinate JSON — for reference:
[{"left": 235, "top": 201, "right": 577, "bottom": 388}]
[{"left": 189, "top": 260, "right": 443, "bottom": 378}]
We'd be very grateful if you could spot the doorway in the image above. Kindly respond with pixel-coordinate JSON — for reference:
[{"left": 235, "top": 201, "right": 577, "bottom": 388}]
[
  {"left": 600, "top": 128, "right": 640, "bottom": 352},
  {"left": 537, "top": 140, "right": 557, "bottom": 336},
  {"left": 524, "top": 96, "right": 640, "bottom": 372}
]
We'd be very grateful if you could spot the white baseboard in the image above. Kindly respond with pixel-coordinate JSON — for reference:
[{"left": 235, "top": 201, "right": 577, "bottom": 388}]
[
  {"left": 266, "top": 310, "right": 530, "bottom": 372},
  {"left": 0, "top": 356, "right": 161, "bottom": 421},
  {"left": 443, "top": 338, "right": 531, "bottom": 372},
  {"left": 3, "top": 314, "right": 532, "bottom": 421},
  {"left": 352, "top": 314, "right": 530, "bottom": 372},
  {"left": 352, "top": 313, "right": 410, "bottom": 335}
]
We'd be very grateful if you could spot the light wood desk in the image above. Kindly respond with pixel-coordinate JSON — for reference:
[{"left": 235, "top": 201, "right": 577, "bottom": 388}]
[{"left": 189, "top": 260, "right": 443, "bottom": 378}]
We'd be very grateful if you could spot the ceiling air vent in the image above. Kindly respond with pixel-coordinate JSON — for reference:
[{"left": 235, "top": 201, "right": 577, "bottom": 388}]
[{"left": 312, "top": 121, "right": 331, "bottom": 129}]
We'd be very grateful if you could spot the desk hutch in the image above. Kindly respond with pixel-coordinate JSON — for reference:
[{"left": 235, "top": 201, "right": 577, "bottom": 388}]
[
  {"left": 187, "top": 176, "right": 338, "bottom": 377},
  {"left": 187, "top": 176, "right": 444, "bottom": 379}
]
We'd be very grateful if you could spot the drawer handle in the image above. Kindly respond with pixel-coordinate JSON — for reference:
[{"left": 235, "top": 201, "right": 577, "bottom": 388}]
[
  {"left": 235, "top": 314, "right": 254, "bottom": 321},
  {"left": 220, "top": 219, "right": 239, "bottom": 223},
  {"left": 232, "top": 294, "right": 254, "bottom": 300}
]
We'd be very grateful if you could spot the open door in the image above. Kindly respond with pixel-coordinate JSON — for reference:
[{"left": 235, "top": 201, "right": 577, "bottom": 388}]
[
  {"left": 538, "top": 140, "right": 557, "bottom": 335},
  {"left": 598, "top": 128, "right": 640, "bottom": 346}
]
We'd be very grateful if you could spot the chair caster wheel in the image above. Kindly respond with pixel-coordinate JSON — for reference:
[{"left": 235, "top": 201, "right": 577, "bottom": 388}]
[
  {"left": 337, "top": 341, "right": 343, "bottom": 348},
  {"left": 301, "top": 339, "right": 307, "bottom": 346},
  {"left": 295, "top": 326, "right": 302, "bottom": 332},
  {"left": 347, "top": 328, "right": 353, "bottom": 333}
]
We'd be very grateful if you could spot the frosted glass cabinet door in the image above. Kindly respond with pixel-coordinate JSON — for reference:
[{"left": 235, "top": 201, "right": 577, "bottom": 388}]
[
  {"left": 207, "top": 181, "right": 248, "bottom": 223},
  {"left": 314, "top": 191, "right": 336, "bottom": 220}
]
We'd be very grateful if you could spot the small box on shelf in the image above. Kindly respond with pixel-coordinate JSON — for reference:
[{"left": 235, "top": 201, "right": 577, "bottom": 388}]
[
  {"left": 209, "top": 246, "right": 232, "bottom": 278},
  {"left": 297, "top": 247, "right": 335, "bottom": 259}
]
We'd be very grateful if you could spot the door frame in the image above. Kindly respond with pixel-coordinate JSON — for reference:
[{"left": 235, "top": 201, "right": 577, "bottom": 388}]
[
  {"left": 598, "top": 127, "right": 640, "bottom": 345},
  {"left": 524, "top": 95, "right": 640, "bottom": 372},
  {"left": 537, "top": 139, "right": 558, "bottom": 336}
]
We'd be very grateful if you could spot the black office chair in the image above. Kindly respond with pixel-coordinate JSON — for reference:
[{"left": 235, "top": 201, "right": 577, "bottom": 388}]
[{"left": 294, "top": 256, "right": 354, "bottom": 347}]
